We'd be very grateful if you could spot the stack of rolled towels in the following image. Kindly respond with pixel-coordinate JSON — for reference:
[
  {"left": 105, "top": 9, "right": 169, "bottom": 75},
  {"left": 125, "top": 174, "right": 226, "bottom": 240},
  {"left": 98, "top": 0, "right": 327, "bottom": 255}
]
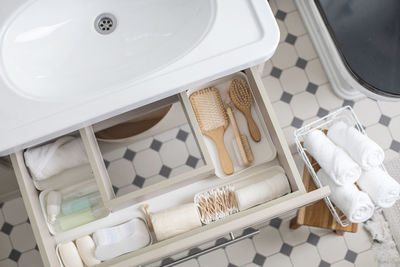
[{"left": 304, "top": 121, "right": 400, "bottom": 223}]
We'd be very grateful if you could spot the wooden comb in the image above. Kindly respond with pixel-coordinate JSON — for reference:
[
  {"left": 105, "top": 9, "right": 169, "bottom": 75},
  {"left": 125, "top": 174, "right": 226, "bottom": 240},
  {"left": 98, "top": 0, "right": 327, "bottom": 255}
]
[
  {"left": 190, "top": 88, "right": 234, "bottom": 175},
  {"left": 229, "top": 78, "right": 261, "bottom": 142}
]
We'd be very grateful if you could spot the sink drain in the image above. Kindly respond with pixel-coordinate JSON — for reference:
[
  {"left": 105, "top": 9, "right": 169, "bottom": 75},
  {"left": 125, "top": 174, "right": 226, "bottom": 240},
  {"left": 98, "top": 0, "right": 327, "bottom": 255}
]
[{"left": 94, "top": 13, "right": 117, "bottom": 34}]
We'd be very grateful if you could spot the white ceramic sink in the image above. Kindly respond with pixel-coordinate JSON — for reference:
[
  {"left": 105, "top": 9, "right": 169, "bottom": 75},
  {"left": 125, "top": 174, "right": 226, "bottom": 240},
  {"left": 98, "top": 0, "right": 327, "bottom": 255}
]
[
  {"left": 1, "top": 0, "right": 214, "bottom": 99},
  {"left": 0, "top": 0, "right": 279, "bottom": 155}
]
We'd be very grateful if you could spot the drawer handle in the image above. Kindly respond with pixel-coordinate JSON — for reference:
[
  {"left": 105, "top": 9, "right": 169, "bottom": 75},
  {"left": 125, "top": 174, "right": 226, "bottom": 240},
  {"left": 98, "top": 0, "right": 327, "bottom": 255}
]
[{"left": 158, "top": 228, "right": 260, "bottom": 267}]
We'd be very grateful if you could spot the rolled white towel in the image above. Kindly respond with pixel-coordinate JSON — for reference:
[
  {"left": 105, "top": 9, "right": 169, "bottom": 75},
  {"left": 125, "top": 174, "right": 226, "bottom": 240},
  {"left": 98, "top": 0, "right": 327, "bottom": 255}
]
[
  {"left": 327, "top": 121, "right": 384, "bottom": 170},
  {"left": 235, "top": 173, "right": 291, "bottom": 211},
  {"left": 94, "top": 218, "right": 151, "bottom": 261},
  {"left": 357, "top": 168, "right": 400, "bottom": 208},
  {"left": 317, "top": 169, "right": 374, "bottom": 223},
  {"left": 24, "top": 136, "right": 89, "bottom": 180},
  {"left": 304, "top": 130, "right": 361, "bottom": 185}
]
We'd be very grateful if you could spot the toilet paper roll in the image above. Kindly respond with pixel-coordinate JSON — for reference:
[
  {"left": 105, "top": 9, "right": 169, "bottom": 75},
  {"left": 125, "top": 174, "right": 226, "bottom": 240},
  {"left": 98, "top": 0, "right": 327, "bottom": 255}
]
[
  {"left": 58, "top": 241, "right": 84, "bottom": 267},
  {"left": 150, "top": 203, "right": 202, "bottom": 241},
  {"left": 75, "top": 235, "right": 100, "bottom": 266},
  {"left": 235, "top": 173, "right": 291, "bottom": 211}
]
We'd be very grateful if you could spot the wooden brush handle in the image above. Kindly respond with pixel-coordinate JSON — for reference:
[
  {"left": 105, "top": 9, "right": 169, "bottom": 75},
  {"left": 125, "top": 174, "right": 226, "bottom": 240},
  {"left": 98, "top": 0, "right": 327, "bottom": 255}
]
[
  {"left": 209, "top": 127, "right": 234, "bottom": 175},
  {"left": 243, "top": 109, "right": 261, "bottom": 142}
]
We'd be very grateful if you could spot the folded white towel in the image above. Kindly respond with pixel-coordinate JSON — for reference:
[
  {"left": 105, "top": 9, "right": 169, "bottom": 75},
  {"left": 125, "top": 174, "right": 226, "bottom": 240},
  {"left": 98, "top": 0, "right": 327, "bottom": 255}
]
[
  {"left": 327, "top": 121, "right": 384, "bottom": 170},
  {"left": 94, "top": 218, "right": 151, "bottom": 261},
  {"left": 357, "top": 168, "right": 400, "bottom": 208},
  {"left": 24, "top": 136, "right": 89, "bottom": 180},
  {"left": 304, "top": 130, "right": 361, "bottom": 185},
  {"left": 317, "top": 169, "right": 374, "bottom": 223},
  {"left": 235, "top": 173, "right": 291, "bottom": 211}
]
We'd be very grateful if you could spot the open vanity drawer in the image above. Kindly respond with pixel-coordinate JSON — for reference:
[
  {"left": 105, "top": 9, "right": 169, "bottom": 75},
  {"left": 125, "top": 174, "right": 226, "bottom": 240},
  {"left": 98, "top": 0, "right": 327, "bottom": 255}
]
[{"left": 10, "top": 67, "right": 330, "bottom": 267}]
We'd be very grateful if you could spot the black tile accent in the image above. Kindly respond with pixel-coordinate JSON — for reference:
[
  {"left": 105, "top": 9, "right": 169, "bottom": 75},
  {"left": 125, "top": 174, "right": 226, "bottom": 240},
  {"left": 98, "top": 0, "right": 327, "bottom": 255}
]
[
  {"left": 132, "top": 175, "right": 146, "bottom": 188},
  {"left": 161, "top": 257, "right": 174, "bottom": 266},
  {"left": 285, "top": 33, "right": 297, "bottom": 45},
  {"left": 343, "top": 100, "right": 355, "bottom": 108},
  {"left": 306, "top": 233, "right": 320, "bottom": 246},
  {"left": 8, "top": 249, "right": 21, "bottom": 262},
  {"left": 35, "top": 244, "right": 39, "bottom": 251},
  {"left": 150, "top": 139, "right": 162, "bottom": 152},
  {"left": 228, "top": 264, "right": 238, "bottom": 267},
  {"left": 291, "top": 117, "right": 304, "bottom": 129},
  {"left": 280, "top": 92, "right": 293, "bottom": 104},
  {"left": 276, "top": 10, "right": 287, "bottom": 21},
  {"left": 390, "top": 140, "right": 400, "bottom": 152},
  {"left": 176, "top": 129, "right": 189, "bottom": 142},
  {"left": 112, "top": 185, "right": 119, "bottom": 195},
  {"left": 344, "top": 250, "right": 357, "bottom": 263},
  {"left": 159, "top": 165, "right": 172, "bottom": 178},
  {"left": 186, "top": 155, "right": 199, "bottom": 168},
  {"left": 379, "top": 114, "right": 391, "bottom": 126},
  {"left": 280, "top": 243, "right": 293, "bottom": 256},
  {"left": 306, "top": 82, "right": 318, "bottom": 94},
  {"left": 0, "top": 202, "right": 4, "bottom": 209},
  {"left": 188, "top": 247, "right": 201, "bottom": 256},
  {"left": 269, "top": 217, "right": 282, "bottom": 229},
  {"left": 215, "top": 237, "right": 229, "bottom": 246},
  {"left": 1, "top": 222, "right": 13, "bottom": 235},
  {"left": 243, "top": 227, "right": 258, "bottom": 236},
  {"left": 319, "top": 260, "right": 331, "bottom": 267},
  {"left": 26, "top": 218, "right": 30, "bottom": 224},
  {"left": 104, "top": 159, "right": 110, "bottom": 169},
  {"left": 253, "top": 253, "right": 267, "bottom": 266},
  {"left": 296, "top": 58, "right": 308, "bottom": 69},
  {"left": 317, "top": 107, "right": 330, "bottom": 118},
  {"left": 123, "top": 149, "right": 136, "bottom": 161},
  {"left": 271, "top": 67, "right": 282, "bottom": 78}
]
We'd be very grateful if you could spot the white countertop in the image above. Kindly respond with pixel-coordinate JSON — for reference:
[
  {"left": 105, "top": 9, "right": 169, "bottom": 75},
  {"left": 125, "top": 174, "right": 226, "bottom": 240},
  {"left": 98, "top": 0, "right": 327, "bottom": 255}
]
[{"left": 0, "top": 0, "right": 279, "bottom": 156}]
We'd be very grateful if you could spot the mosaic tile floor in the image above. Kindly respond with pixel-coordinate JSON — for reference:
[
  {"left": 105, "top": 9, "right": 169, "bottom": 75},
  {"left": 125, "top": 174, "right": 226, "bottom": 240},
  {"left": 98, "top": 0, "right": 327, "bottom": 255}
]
[
  {"left": 99, "top": 123, "right": 204, "bottom": 197},
  {"left": 0, "top": 0, "right": 399, "bottom": 266}
]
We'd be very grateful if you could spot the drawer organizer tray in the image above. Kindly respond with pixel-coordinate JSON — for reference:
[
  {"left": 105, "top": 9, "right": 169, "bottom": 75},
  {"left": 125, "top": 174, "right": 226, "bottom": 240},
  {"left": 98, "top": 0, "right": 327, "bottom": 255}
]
[{"left": 10, "top": 68, "right": 330, "bottom": 267}]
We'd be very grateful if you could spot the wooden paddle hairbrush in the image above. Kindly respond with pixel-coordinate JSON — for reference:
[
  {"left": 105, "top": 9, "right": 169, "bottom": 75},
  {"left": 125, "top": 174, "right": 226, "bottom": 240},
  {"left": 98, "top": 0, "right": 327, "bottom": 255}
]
[
  {"left": 229, "top": 78, "right": 261, "bottom": 142},
  {"left": 190, "top": 88, "right": 234, "bottom": 175}
]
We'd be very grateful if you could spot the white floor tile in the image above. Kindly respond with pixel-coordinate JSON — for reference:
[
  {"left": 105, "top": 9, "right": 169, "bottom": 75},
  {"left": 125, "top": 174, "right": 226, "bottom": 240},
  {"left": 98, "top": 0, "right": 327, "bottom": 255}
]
[
  {"left": 343, "top": 224, "right": 372, "bottom": 253},
  {"left": 378, "top": 101, "right": 400, "bottom": 117},
  {"left": 0, "top": 259, "right": 17, "bottom": 267},
  {"left": 271, "top": 43, "right": 298, "bottom": 70},
  {"left": 277, "top": 20, "right": 288, "bottom": 43},
  {"left": 0, "top": 233, "right": 12, "bottom": 260},
  {"left": 108, "top": 159, "right": 136, "bottom": 187},
  {"left": 264, "top": 253, "right": 293, "bottom": 267},
  {"left": 197, "top": 249, "right": 228, "bottom": 267},
  {"left": 294, "top": 35, "right": 317, "bottom": 61},
  {"left": 389, "top": 116, "right": 400, "bottom": 141},
  {"left": 353, "top": 98, "right": 381, "bottom": 127},
  {"left": 272, "top": 102, "right": 294, "bottom": 128},
  {"left": 9, "top": 223, "right": 36, "bottom": 253},
  {"left": 290, "top": 92, "right": 319, "bottom": 120},
  {"left": 160, "top": 139, "right": 188, "bottom": 168},
  {"left": 315, "top": 83, "right": 343, "bottom": 111},
  {"left": 18, "top": 250, "right": 43, "bottom": 267},
  {"left": 285, "top": 12, "right": 306, "bottom": 36},
  {"left": 280, "top": 67, "right": 309, "bottom": 94},
  {"left": 133, "top": 149, "right": 162, "bottom": 178},
  {"left": 365, "top": 124, "right": 393, "bottom": 150},
  {"left": 317, "top": 233, "right": 348, "bottom": 263},
  {"left": 225, "top": 238, "right": 256, "bottom": 266},
  {"left": 2, "top": 198, "right": 28, "bottom": 226},
  {"left": 263, "top": 76, "right": 284, "bottom": 103},
  {"left": 354, "top": 250, "right": 378, "bottom": 267},
  {"left": 275, "top": 0, "right": 296, "bottom": 13},
  {"left": 279, "top": 220, "right": 310, "bottom": 246},
  {"left": 332, "top": 260, "right": 355, "bottom": 267},
  {"left": 253, "top": 226, "right": 283, "bottom": 256},
  {"left": 290, "top": 243, "right": 321, "bottom": 267},
  {"left": 305, "top": 59, "right": 328, "bottom": 85}
]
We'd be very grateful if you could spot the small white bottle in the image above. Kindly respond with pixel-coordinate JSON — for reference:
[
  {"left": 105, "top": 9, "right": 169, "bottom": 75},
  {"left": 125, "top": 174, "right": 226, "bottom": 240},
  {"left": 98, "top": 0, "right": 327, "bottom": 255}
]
[{"left": 46, "top": 191, "right": 62, "bottom": 223}]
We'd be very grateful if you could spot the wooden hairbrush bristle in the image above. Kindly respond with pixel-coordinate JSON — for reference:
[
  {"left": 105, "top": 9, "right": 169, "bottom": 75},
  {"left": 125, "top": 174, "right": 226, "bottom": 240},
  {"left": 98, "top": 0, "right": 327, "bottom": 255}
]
[
  {"left": 190, "top": 88, "right": 233, "bottom": 175},
  {"left": 229, "top": 79, "right": 261, "bottom": 142}
]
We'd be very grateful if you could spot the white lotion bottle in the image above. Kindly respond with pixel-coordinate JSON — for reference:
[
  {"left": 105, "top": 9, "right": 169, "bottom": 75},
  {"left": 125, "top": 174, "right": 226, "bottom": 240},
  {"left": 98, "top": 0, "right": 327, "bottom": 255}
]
[{"left": 46, "top": 191, "right": 62, "bottom": 223}]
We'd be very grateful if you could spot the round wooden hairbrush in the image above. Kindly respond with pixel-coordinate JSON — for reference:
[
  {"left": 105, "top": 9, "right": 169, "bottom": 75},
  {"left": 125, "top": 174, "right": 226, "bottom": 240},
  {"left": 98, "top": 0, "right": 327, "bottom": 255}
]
[{"left": 229, "top": 78, "right": 261, "bottom": 142}]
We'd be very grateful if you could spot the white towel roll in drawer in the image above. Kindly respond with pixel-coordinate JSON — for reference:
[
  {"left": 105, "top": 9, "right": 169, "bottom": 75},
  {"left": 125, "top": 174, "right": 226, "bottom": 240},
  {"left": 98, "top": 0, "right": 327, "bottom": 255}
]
[{"left": 235, "top": 173, "right": 291, "bottom": 211}]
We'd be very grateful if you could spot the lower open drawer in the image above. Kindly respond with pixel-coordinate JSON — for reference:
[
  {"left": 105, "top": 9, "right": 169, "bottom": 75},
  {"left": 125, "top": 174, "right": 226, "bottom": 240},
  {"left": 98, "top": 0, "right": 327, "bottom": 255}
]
[{"left": 10, "top": 67, "right": 330, "bottom": 267}]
